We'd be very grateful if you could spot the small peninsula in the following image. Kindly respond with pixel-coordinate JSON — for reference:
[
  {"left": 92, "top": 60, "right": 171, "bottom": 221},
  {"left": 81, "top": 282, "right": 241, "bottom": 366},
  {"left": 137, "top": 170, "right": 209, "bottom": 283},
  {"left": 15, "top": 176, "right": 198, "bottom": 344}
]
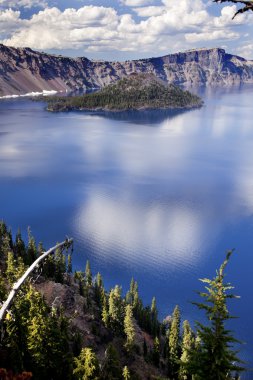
[{"left": 46, "top": 73, "right": 203, "bottom": 112}]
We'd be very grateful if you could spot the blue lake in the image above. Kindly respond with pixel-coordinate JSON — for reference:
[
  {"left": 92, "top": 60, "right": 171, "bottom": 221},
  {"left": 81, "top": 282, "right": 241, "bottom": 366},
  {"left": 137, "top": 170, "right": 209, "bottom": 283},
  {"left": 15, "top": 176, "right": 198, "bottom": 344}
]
[{"left": 0, "top": 86, "right": 253, "bottom": 377}]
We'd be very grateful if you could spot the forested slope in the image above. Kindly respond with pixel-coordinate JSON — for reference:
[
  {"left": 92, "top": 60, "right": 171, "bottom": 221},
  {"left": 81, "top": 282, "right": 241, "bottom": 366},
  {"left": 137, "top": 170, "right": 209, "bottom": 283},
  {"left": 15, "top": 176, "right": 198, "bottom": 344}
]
[{"left": 0, "top": 222, "right": 243, "bottom": 379}]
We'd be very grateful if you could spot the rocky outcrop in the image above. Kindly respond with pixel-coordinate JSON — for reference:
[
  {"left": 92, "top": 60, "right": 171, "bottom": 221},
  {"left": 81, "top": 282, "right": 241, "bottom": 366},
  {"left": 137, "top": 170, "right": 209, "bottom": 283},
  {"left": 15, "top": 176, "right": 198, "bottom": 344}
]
[{"left": 1, "top": 44, "right": 253, "bottom": 96}]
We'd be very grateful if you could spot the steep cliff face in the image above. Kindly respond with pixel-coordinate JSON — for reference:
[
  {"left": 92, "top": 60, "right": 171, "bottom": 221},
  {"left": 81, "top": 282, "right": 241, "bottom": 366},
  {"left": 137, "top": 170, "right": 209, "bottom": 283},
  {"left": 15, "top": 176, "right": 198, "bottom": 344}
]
[{"left": 1, "top": 44, "right": 253, "bottom": 96}]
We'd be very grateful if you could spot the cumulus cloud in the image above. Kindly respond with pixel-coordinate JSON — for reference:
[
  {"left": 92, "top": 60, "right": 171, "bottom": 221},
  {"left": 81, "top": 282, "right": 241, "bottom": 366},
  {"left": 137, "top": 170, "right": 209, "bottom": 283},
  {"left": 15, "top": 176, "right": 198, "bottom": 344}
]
[
  {"left": 133, "top": 5, "right": 165, "bottom": 17},
  {"left": 1, "top": 0, "right": 251, "bottom": 56},
  {"left": 185, "top": 30, "right": 239, "bottom": 43},
  {"left": 236, "top": 43, "right": 253, "bottom": 59},
  {"left": 0, "top": 9, "right": 23, "bottom": 35},
  {"left": 121, "top": 0, "right": 155, "bottom": 6},
  {"left": 0, "top": 0, "right": 47, "bottom": 9}
]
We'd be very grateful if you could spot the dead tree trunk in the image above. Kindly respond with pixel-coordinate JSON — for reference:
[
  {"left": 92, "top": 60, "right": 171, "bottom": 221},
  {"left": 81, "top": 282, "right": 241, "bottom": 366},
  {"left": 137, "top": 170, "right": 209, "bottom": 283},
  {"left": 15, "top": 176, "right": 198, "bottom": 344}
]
[{"left": 0, "top": 238, "right": 73, "bottom": 323}]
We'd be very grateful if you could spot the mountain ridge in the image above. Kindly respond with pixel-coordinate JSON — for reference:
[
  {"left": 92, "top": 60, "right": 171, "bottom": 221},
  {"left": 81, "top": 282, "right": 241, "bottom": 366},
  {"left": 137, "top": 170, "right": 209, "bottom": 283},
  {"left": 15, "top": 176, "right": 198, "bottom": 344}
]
[{"left": 1, "top": 44, "right": 253, "bottom": 96}]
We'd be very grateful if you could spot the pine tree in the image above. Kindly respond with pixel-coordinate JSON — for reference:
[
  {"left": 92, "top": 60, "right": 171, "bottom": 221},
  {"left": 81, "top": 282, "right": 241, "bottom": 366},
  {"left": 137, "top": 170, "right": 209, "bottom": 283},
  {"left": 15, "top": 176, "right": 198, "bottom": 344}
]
[
  {"left": 179, "top": 320, "right": 194, "bottom": 380},
  {"left": 16, "top": 256, "right": 26, "bottom": 278},
  {"left": 6, "top": 251, "right": 16, "bottom": 284},
  {"left": 26, "top": 286, "right": 51, "bottom": 378},
  {"left": 151, "top": 296, "right": 159, "bottom": 337},
  {"left": 188, "top": 250, "right": 244, "bottom": 380},
  {"left": 152, "top": 336, "right": 160, "bottom": 367},
  {"left": 0, "top": 270, "right": 6, "bottom": 301},
  {"left": 96, "top": 272, "right": 103, "bottom": 289},
  {"left": 15, "top": 228, "right": 26, "bottom": 259},
  {"left": 37, "top": 241, "right": 44, "bottom": 256},
  {"left": 151, "top": 297, "right": 157, "bottom": 316},
  {"left": 27, "top": 227, "right": 37, "bottom": 265},
  {"left": 85, "top": 260, "right": 92, "bottom": 287},
  {"left": 123, "top": 366, "right": 131, "bottom": 380},
  {"left": 168, "top": 305, "right": 181, "bottom": 379},
  {"left": 102, "top": 291, "right": 110, "bottom": 328},
  {"left": 26, "top": 286, "right": 72, "bottom": 380},
  {"left": 124, "top": 304, "right": 136, "bottom": 352},
  {"left": 54, "top": 247, "right": 66, "bottom": 283},
  {"left": 126, "top": 278, "right": 139, "bottom": 310},
  {"left": 94, "top": 272, "right": 104, "bottom": 309},
  {"left": 108, "top": 285, "right": 124, "bottom": 332},
  {"left": 101, "top": 344, "right": 122, "bottom": 380},
  {"left": 73, "top": 347, "right": 100, "bottom": 380},
  {"left": 1, "top": 232, "right": 11, "bottom": 257}
]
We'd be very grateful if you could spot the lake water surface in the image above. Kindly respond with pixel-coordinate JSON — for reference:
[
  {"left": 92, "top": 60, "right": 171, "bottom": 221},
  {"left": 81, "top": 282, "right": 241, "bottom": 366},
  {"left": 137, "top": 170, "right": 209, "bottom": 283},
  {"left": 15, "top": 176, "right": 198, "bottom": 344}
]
[{"left": 0, "top": 86, "right": 253, "bottom": 377}]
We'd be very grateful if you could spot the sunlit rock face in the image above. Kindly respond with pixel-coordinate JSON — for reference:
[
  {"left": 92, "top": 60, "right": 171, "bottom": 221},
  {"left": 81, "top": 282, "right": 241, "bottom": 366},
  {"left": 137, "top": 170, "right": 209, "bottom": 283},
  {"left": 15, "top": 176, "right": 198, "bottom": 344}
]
[{"left": 1, "top": 44, "right": 253, "bottom": 96}]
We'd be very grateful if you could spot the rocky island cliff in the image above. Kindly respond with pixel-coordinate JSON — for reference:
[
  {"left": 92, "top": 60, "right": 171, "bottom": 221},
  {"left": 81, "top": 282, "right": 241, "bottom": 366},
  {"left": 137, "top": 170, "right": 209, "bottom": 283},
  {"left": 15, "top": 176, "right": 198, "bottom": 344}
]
[{"left": 1, "top": 44, "right": 253, "bottom": 97}]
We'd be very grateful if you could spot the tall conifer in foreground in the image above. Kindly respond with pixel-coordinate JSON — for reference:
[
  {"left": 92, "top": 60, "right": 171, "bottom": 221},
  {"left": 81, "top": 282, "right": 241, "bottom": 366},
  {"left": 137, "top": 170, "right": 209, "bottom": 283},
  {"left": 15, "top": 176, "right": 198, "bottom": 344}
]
[
  {"left": 188, "top": 250, "right": 244, "bottom": 380},
  {"left": 124, "top": 304, "right": 136, "bottom": 352},
  {"left": 168, "top": 305, "right": 181, "bottom": 378},
  {"left": 179, "top": 320, "right": 194, "bottom": 380},
  {"left": 73, "top": 347, "right": 100, "bottom": 380}
]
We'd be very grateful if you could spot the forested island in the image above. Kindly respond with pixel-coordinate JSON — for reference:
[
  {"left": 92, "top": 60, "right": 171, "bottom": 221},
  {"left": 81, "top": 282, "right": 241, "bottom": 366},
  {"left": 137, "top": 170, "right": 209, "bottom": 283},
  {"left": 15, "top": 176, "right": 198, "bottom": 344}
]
[
  {"left": 45, "top": 74, "right": 203, "bottom": 112},
  {"left": 0, "top": 222, "right": 243, "bottom": 379}
]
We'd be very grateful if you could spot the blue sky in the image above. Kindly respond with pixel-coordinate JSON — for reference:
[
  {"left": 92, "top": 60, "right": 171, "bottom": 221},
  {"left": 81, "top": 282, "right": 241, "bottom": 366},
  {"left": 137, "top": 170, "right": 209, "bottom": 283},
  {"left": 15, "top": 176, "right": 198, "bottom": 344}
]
[{"left": 0, "top": 0, "right": 252, "bottom": 61}]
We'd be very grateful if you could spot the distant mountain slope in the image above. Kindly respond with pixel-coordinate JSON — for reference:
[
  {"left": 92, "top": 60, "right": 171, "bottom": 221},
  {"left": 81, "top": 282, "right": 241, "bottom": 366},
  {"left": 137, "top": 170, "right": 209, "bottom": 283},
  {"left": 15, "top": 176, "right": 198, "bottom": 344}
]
[{"left": 1, "top": 44, "right": 253, "bottom": 96}]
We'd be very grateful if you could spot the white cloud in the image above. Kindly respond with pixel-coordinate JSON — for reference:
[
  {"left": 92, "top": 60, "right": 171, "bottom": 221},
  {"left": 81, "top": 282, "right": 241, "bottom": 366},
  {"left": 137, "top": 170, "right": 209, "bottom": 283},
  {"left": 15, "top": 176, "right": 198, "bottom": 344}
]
[
  {"left": 133, "top": 5, "right": 165, "bottom": 17},
  {"left": 0, "top": 0, "right": 47, "bottom": 9},
  {"left": 236, "top": 43, "right": 253, "bottom": 60},
  {"left": 185, "top": 30, "right": 239, "bottom": 43},
  {"left": 121, "top": 0, "right": 155, "bottom": 6},
  {"left": 0, "top": 9, "right": 22, "bottom": 35},
  {"left": 1, "top": 0, "right": 251, "bottom": 56}
]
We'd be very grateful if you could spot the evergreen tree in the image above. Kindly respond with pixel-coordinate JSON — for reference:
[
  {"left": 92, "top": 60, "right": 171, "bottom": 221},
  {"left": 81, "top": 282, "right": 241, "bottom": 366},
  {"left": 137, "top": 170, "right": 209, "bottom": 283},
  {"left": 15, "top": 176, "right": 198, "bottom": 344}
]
[
  {"left": 6, "top": 251, "right": 16, "bottom": 284},
  {"left": 101, "top": 344, "right": 122, "bottom": 380},
  {"left": 109, "top": 285, "right": 124, "bottom": 332},
  {"left": 152, "top": 336, "right": 160, "bottom": 367},
  {"left": 96, "top": 272, "right": 103, "bottom": 288},
  {"left": 16, "top": 256, "right": 26, "bottom": 279},
  {"left": 73, "top": 347, "right": 100, "bottom": 380},
  {"left": 0, "top": 270, "right": 6, "bottom": 301},
  {"left": 15, "top": 228, "right": 26, "bottom": 259},
  {"left": 168, "top": 305, "right": 181, "bottom": 379},
  {"left": 151, "top": 297, "right": 157, "bottom": 317},
  {"left": 85, "top": 260, "right": 92, "bottom": 287},
  {"left": 94, "top": 273, "right": 104, "bottom": 309},
  {"left": 126, "top": 278, "right": 139, "bottom": 310},
  {"left": 2, "top": 282, "right": 31, "bottom": 373},
  {"left": 37, "top": 241, "right": 44, "bottom": 256},
  {"left": 102, "top": 290, "right": 110, "bottom": 328},
  {"left": 179, "top": 320, "right": 194, "bottom": 380},
  {"left": 124, "top": 304, "right": 136, "bottom": 352},
  {"left": 188, "top": 250, "right": 244, "bottom": 380},
  {"left": 123, "top": 366, "right": 131, "bottom": 380},
  {"left": 27, "top": 227, "right": 37, "bottom": 265},
  {"left": 151, "top": 296, "right": 159, "bottom": 337},
  {"left": 1, "top": 232, "right": 11, "bottom": 257},
  {"left": 54, "top": 247, "right": 66, "bottom": 283},
  {"left": 26, "top": 286, "right": 72, "bottom": 380}
]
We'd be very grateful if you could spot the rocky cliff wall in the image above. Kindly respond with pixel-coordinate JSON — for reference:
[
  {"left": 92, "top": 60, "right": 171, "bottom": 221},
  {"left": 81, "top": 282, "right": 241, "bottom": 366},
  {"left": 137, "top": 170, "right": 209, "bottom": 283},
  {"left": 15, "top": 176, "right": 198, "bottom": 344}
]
[{"left": 1, "top": 45, "right": 253, "bottom": 96}]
